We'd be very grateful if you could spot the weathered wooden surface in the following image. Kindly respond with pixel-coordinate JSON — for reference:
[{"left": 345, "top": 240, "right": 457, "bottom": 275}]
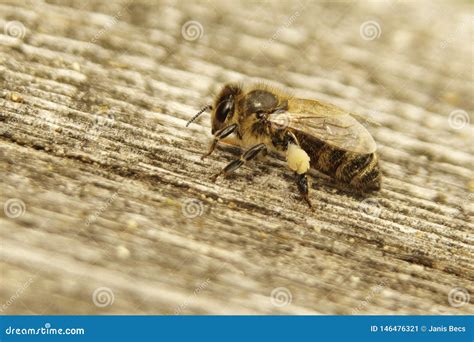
[{"left": 0, "top": 0, "right": 473, "bottom": 315}]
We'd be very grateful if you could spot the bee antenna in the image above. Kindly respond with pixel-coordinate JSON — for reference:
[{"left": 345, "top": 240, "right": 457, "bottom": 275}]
[{"left": 186, "top": 105, "right": 212, "bottom": 127}]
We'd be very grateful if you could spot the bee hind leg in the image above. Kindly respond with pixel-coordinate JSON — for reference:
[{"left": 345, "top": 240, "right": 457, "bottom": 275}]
[
  {"left": 295, "top": 173, "right": 313, "bottom": 209},
  {"left": 211, "top": 143, "right": 267, "bottom": 182}
]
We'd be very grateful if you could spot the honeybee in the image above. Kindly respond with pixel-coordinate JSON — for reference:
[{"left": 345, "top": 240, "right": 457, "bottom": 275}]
[{"left": 186, "top": 83, "right": 381, "bottom": 208}]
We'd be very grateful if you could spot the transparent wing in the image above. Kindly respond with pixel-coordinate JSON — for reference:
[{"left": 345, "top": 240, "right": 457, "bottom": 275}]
[{"left": 270, "top": 99, "right": 377, "bottom": 154}]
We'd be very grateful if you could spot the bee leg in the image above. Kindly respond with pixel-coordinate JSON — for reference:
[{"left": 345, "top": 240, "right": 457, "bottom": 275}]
[
  {"left": 295, "top": 173, "right": 313, "bottom": 209},
  {"left": 211, "top": 143, "right": 267, "bottom": 182},
  {"left": 201, "top": 123, "right": 238, "bottom": 160}
]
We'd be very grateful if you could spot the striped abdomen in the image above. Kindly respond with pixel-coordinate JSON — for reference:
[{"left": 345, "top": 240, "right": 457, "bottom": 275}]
[{"left": 295, "top": 131, "right": 381, "bottom": 191}]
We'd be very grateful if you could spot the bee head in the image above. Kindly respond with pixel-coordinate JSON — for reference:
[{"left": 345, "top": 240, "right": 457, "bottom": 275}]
[
  {"left": 210, "top": 83, "right": 242, "bottom": 134},
  {"left": 186, "top": 83, "right": 242, "bottom": 133}
]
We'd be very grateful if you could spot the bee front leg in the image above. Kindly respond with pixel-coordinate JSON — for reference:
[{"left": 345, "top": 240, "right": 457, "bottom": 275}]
[
  {"left": 201, "top": 123, "right": 238, "bottom": 160},
  {"left": 211, "top": 143, "right": 267, "bottom": 182},
  {"left": 296, "top": 173, "right": 313, "bottom": 209}
]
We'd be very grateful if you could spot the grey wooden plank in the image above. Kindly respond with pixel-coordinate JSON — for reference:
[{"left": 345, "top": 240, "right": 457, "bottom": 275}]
[{"left": 0, "top": 0, "right": 472, "bottom": 314}]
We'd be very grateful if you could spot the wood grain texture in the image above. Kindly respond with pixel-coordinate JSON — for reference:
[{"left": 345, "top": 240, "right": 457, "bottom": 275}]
[{"left": 0, "top": 0, "right": 473, "bottom": 315}]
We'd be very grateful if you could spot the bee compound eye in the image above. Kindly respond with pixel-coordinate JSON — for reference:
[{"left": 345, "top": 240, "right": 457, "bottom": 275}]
[{"left": 215, "top": 96, "right": 234, "bottom": 123}]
